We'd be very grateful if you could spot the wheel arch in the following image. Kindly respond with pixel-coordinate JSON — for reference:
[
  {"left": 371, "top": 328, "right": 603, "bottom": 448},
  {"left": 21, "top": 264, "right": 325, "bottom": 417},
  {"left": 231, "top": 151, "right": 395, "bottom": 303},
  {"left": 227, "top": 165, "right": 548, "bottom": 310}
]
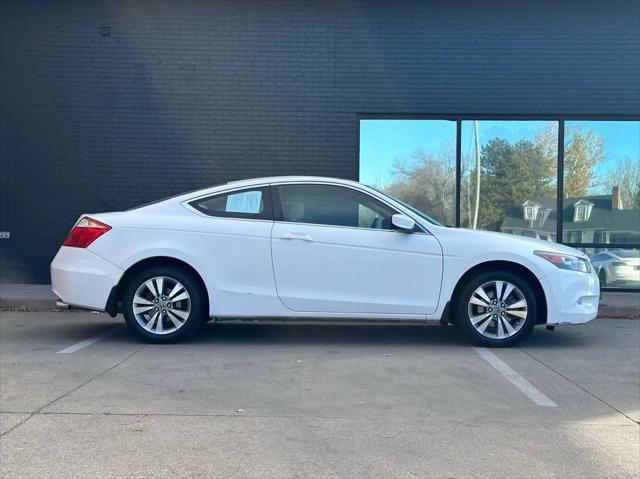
[
  {"left": 449, "top": 260, "right": 547, "bottom": 325},
  {"left": 105, "top": 256, "right": 209, "bottom": 317}
]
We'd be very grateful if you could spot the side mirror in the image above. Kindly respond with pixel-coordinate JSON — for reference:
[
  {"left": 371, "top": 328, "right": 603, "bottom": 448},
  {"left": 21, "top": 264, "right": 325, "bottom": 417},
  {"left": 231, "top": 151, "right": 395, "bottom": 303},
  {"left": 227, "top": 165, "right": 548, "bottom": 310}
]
[{"left": 391, "top": 214, "right": 415, "bottom": 232}]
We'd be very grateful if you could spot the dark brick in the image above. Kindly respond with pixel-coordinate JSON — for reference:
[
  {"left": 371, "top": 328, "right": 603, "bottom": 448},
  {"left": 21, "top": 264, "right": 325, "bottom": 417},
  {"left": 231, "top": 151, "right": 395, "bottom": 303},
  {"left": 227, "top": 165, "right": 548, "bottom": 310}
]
[{"left": 1, "top": 0, "right": 639, "bottom": 282}]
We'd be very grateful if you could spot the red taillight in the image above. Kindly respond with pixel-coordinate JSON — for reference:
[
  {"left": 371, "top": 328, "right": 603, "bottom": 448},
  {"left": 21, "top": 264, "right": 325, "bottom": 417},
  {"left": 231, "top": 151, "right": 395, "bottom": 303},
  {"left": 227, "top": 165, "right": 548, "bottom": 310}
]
[{"left": 62, "top": 217, "right": 111, "bottom": 248}]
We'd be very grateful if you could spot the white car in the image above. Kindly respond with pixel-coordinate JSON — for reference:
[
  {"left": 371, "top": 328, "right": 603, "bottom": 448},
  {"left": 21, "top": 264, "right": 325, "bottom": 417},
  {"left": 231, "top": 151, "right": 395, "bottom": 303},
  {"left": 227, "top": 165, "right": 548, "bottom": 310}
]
[
  {"left": 51, "top": 176, "right": 600, "bottom": 346},
  {"left": 590, "top": 250, "right": 640, "bottom": 286}
]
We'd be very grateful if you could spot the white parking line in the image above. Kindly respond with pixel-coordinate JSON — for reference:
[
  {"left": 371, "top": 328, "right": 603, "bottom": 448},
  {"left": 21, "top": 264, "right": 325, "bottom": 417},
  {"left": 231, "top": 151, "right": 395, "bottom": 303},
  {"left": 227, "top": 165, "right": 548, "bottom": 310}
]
[
  {"left": 56, "top": 326, "right": 125, "bottom": 354},
  {"left": 473, "top": 347, "right": 557, "bottom": 407}
]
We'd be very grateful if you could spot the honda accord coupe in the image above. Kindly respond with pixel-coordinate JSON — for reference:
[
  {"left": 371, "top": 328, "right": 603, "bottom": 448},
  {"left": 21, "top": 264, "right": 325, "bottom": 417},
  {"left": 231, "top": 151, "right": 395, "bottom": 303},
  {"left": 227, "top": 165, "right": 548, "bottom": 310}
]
[{"left": 51, "top": 176, "right": 600, "bottom": 346}]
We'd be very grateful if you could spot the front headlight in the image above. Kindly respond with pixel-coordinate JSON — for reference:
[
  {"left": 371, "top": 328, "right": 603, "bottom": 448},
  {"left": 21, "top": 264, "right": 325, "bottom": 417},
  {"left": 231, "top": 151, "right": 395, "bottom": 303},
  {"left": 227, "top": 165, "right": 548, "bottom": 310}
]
[{"left": 534, "top": 251, "right": 591, "bottom": 273}]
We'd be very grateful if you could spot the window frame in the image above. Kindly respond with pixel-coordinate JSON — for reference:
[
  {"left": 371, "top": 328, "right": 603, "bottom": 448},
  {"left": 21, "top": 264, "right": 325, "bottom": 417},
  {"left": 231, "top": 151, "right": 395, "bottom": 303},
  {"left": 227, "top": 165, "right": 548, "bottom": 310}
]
[
  {"left": 357, "top": 114, "right": 640, "bottom": 292},
  {"left": 271, "top": 181, "right": 426, "bottom": 233},
  {"left": 187, "top": 185, "right": 273, "bottom": 221}
]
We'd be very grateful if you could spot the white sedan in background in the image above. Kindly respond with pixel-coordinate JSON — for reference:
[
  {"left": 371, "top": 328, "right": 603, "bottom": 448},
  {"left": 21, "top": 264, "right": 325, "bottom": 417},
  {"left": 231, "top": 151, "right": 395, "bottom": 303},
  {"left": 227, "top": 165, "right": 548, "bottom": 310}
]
[
  {"left": 51, "top": 176, "right": 600, "bottom": 346},
  {"left": 591, "top": 250, "right": 640, "bottom": 286}
]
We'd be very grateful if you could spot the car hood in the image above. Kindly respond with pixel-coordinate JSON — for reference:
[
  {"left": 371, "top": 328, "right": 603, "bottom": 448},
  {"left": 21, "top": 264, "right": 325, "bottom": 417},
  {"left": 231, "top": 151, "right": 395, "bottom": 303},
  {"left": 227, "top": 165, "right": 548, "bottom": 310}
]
[{"left": 434, "top": 226, "right": 588, "bottom": 258}]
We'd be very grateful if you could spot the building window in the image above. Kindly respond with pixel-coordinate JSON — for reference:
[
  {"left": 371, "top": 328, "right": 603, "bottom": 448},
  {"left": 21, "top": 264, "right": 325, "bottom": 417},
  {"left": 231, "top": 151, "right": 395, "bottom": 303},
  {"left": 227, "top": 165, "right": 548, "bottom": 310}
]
[
  {"left": 562, "top": 121, "right": 640, "bottom": 246},
  {"left": 359, "top": 119, "right": 456, "bottom": 226},
  {"left": 460, "top": 120, "right": 558, "bottom": 241},
  {"left": 359, "top": 117, "right": 640, "bottom": 291},
  {"left": 573, "top": 200, "right": 594, "bottom": 223},
  {"left": 523, "top": 201, "right": 540, "bottom": 222}
]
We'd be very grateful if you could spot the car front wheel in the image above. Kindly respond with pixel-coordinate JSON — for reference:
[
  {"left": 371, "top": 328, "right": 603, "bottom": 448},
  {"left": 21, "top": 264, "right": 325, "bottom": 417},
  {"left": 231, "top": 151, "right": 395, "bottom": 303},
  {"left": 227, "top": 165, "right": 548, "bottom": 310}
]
[
  {"left": 122, "top": 266, "right": 205, "bottom": 343},
  {"left": 456, "top": 270, "right": 538, "bottom": 347}
]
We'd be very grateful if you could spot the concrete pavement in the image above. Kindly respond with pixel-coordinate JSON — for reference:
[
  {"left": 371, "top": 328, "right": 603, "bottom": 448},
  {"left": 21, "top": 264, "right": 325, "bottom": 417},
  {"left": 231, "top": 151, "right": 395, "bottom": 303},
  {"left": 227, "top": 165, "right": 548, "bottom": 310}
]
[{"left": 0, "top": 311, "right": 638, "bottom": 478}]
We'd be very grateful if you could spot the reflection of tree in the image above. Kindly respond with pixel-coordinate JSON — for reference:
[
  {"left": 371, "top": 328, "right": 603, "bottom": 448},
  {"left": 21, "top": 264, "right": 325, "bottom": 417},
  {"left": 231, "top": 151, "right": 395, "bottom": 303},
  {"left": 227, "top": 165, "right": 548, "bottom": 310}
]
[
  {"left": 384, "top": 145, "right": 455, "bottom": 225},
  {"left": 378, "top": 124, "right": 613, "bottom": 231},
  {"left": 464, "top": 138, "right": 555, "bottom": 230},
  {"left": 461, "top": 124, "right": 606, "bottom": 230},
  {"left": 564, "top": 126, "right": 605, "bottom": 196},
  {"left": 534, "top": 123, "right": 606, "bottom": 197},
  {"left": 601, "top": 157, "right": 640, "bottom": 209}
]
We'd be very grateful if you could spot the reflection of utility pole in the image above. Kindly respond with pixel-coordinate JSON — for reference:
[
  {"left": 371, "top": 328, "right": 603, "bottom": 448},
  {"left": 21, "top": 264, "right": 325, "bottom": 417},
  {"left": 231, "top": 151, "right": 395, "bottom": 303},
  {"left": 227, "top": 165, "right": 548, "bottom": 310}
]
[{"left": 472, "top": 120, "right": 481, "bottom": 229}]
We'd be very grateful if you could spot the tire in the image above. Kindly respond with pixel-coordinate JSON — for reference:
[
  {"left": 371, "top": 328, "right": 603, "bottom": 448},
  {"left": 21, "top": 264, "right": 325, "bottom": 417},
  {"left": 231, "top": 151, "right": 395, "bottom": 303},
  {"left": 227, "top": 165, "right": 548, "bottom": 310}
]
[
  {"left": 598, "top": 269, "right": 607, "bottom": 288},
  {"left": 122, "top": 265, "right": 205, "bottom": 343},
  {"left": 455, "top": 270, "right": 538, "bottom": 348}
]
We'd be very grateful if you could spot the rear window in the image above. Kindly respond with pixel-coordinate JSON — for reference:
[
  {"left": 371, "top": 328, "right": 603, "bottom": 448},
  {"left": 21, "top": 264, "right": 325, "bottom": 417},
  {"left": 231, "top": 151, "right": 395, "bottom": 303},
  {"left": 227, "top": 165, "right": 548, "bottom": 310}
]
[{"left": 189, "top": 187, "right": 272, "bottom": 220}]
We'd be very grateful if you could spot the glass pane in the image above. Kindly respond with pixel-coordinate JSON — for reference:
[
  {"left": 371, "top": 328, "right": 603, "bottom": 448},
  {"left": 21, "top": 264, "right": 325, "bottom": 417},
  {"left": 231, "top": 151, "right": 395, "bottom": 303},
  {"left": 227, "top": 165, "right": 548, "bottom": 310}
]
[
  {"left": 562, "top": 121, "right": 640, "bottom": 245},
  {"left": 460, "top": 120, "right": 558, "bottom": 242},
  {"left": 277, "top": 184, "right": 395, "bottom": 229},
  {"left": 577, "top": 247, "right": 640, "bottom": 289},
  {"left": 225, "top": 191, "right": 263, "bottom": 214},
  {"left": 359, "top": 119, "right": 456, "bottom": 226},
  {"left": 191, "top": 188, "right": 266, "bottom": 217}
]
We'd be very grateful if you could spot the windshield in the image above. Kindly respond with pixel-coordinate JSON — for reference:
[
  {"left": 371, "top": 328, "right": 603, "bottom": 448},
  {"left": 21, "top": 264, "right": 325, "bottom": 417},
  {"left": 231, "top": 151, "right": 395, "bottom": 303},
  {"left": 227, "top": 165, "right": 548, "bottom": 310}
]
[{"left": 369, "top": 187, "right": 444, "bottom": 226}]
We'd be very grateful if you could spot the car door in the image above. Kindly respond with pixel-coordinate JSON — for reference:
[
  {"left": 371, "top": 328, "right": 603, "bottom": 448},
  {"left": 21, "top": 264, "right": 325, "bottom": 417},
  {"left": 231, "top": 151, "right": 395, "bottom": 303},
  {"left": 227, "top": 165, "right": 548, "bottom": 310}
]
[
  {"left": 185, "top": 185, "right": 277, "bottom": 315},
  {"left": 270, "top": 183, "right": 443, "bottom": 316}
]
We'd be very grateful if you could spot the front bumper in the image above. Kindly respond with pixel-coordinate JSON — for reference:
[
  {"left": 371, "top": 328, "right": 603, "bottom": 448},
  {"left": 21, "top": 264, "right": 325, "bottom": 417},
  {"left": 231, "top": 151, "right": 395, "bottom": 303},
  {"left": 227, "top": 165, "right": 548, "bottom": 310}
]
[
  {"left": 51, "top": 247, "right": 124, "bottom": 311},
  {"left": 540, "top": 267, "right": 600, "bottom": 325}
]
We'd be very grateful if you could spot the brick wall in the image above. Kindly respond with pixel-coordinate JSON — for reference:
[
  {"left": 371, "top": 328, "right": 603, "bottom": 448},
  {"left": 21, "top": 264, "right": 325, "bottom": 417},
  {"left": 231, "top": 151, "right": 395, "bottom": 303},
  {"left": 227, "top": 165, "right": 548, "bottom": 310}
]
[{"left": 1, "top": 0, "right": 639, "bottom": 282}]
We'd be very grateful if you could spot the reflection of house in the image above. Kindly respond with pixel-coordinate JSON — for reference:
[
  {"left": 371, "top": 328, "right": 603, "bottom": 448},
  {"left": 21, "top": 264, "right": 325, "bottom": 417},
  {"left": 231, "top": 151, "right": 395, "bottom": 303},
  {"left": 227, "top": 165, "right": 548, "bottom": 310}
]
[{"left": 502, "top": 187, "right": 640, "bottom": 244}]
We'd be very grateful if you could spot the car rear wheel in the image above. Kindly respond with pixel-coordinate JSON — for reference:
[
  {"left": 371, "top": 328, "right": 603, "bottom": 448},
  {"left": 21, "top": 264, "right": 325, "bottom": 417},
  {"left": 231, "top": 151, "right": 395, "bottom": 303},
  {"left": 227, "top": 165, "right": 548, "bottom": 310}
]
[
  {"left": 455, "top": 270, "right": 538, "bottom": 347},
  {"left": 122, "top": 266, "right": 205, "bottom": 343}
]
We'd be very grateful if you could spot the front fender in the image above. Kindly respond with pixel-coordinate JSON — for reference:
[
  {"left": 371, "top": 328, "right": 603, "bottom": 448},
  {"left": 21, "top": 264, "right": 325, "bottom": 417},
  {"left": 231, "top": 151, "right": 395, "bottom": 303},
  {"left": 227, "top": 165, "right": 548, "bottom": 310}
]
[{"left": 431, "top": 250, "right": 554, "bottom": 320}]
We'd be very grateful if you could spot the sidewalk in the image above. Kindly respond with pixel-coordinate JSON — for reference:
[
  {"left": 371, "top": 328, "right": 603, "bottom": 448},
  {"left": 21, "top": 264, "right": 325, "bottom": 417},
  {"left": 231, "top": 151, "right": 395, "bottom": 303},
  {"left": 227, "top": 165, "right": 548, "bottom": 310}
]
[
  {"left": 1, "top": 283, "right": 638, "bottom": 317},
  {"left": 0, "top": 283, "right": 58, "bottom": 309}
]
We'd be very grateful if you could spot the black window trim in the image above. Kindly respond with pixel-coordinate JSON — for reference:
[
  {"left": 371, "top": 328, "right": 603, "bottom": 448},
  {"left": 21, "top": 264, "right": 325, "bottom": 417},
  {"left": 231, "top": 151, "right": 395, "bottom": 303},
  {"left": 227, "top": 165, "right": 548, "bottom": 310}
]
[
  {"left": 270, "top": 180, "right": 429, "bottom": 234},
  {"left": 187, "top": 185, "right": 273, "bottom": 221}
]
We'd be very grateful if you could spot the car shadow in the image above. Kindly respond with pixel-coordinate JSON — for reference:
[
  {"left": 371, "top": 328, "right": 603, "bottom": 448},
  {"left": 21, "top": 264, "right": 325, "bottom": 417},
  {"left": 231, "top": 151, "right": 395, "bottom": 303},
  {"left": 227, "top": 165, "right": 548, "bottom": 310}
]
[
  {"left": 184, "top": 321, "right": 605, "bottom": 349},
  {"left": 188, "top": 322, "right": 469, "bottom": 347},
  {"left": 517, "top": 322, "right": 616, "bottom": 349}
]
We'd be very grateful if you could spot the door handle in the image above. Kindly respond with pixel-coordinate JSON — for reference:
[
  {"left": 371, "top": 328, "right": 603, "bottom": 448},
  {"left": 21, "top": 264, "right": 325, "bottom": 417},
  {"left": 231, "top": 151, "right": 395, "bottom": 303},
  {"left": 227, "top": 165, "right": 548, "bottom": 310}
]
[{"left": 281, "top": 233, "right": 313, "bottom": 242}]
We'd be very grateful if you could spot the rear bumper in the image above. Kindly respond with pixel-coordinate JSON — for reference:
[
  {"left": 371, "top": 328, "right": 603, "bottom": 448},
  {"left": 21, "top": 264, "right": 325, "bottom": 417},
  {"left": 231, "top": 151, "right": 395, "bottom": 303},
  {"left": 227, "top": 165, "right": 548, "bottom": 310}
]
[
  {"left": 540, "top": 267, "right": 600, "bottom": 325},
  {"left": 606, "top": 267, "right": 640, "bottom": 284},
  {"left": 51, "top": 247, "right": 124, "bottom": 311}
]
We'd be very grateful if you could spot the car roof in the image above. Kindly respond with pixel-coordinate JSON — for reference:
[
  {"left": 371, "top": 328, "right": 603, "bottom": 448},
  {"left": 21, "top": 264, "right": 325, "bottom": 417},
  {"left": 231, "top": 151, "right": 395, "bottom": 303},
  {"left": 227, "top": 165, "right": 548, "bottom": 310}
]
[
  {"left": 223, "top": 176, "right": 361, "bottom": 188},
  {"left": 177, "top": 176, "right": 365, "bottom": 202},
  {"left": 131, "top": 176, "right": 368, "bottom": 211}
]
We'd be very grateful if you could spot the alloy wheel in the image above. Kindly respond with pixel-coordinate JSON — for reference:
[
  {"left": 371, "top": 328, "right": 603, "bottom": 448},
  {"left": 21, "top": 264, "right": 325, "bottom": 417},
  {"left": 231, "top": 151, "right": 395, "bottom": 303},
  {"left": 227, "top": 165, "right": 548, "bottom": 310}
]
[
  {"left": 467, "top": 280, "right": 528, "bottom": 340},
  {"left": 132, "top": 276, "right": 191, "bottom": 335}
]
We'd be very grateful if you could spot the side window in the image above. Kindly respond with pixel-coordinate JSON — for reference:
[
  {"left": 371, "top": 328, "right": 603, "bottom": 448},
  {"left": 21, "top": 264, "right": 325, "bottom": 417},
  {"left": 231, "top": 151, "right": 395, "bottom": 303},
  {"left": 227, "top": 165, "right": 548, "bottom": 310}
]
[
  {"left": 276, "top": 184, "right": 397, "bottom": 230},
  {"left": 189, "top": 187, "right": 272, "bottom": 220}
]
